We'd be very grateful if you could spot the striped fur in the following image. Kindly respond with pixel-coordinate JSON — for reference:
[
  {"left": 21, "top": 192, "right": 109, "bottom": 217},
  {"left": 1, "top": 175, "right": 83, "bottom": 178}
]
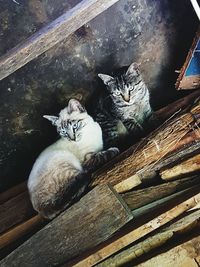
[{"left": 93, "top": 63, "right": 154, "bottom": 148}]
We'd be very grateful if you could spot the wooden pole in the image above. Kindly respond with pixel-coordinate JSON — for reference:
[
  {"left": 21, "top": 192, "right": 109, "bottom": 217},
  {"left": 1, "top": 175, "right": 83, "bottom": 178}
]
[{"left": 0, "top": 0, "right": 120, "bottom": 81}]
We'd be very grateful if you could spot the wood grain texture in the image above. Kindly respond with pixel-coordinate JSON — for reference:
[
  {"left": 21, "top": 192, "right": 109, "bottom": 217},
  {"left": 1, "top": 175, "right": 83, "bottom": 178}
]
[
  {"left": 0, "top": 184, "right": 132, "bottom": 267},
  {"left": 0, "top": 215, "right": 44, "bottom": 250},
  {"left": 0, "top": 182, "right": 27, "bottom": 204},
  {"left": 97, "top": 209, "right": 200, "bottom": 267},
  {"left": 72, "top": 192, "right": 200, "bottom": 267},
  {"left": 122, "top": 175, "right": 200, "bottom": 210},
  {"left": 91, "top": 100, "right": 200, "bottom": 190},
  {"left": 160, "top": 154, "right": 200, "bottom": 180},
  {"left": 0, "top": 191, "right": 35, "bottom": 234},
  {"left": 0, "top": 0, "right": 119, "bottom": 81}
]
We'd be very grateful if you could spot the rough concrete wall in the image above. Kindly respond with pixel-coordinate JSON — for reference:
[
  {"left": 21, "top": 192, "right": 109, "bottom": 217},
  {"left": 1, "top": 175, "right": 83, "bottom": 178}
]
[{"left": 0, "top": 0, "right": 198, "bottom": 190}]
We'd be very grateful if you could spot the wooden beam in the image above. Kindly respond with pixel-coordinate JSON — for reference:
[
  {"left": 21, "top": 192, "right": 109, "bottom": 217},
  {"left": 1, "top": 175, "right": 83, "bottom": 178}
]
[
  {"left": 0, "top": 182, "right": 27, "bottom": 204},
  {"left": 0, "top": 0, "right": 120, "bottom": 81},
  {"left": 0, "top": 184, "right": 132, "bottom": 266}
]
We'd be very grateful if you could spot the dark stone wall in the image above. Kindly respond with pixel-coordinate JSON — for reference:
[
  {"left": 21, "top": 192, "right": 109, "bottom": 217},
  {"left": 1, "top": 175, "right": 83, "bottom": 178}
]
[{"left": 0, "top": 0, "right": 198, "bottom": 191}]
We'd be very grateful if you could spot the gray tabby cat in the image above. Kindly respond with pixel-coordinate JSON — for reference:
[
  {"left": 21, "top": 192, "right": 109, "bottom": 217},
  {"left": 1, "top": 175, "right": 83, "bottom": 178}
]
[
  {"left": 28, "top": 99, "right": 119, "bottom": 219},
  {"left": 93, "top": 62, "right": 154, "bottom": 148}
]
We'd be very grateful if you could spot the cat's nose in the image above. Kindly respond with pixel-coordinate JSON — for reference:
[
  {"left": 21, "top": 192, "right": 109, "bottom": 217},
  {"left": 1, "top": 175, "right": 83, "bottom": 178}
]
[{"left": 123, "top": 94, "right": 130, "bottom": 102}]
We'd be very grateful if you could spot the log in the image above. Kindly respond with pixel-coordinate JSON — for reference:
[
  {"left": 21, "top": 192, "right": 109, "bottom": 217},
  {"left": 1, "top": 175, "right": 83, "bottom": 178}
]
[
  {"left": 71, "top": 192, "right": 200, "bottom": 267},
  {"left": 0, "top": 191, "right": 35, "bottom": 234},
  {"left": 96, "top": 209, "right": 200, "bottom": 267},
  {"left": 160, "top": 153, "right": 200, "bottom": 180},
  {"left": 0, "top": 0, "right": 119, "bottom": 81},
  {"left": 91, "top": 99, "right": 200, "bottom": 192},
  {"left": 122, "top": 175, "right": 200, "bottom": 210},
  {"left": 0, "top": 184, "right": 133, "bottom": 267}
]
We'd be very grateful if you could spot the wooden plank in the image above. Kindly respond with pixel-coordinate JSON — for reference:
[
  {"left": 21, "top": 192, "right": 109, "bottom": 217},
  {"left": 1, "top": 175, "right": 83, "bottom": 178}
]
[
  {"left": 122, "top": 175, "right": 200, "bottom": 210},
  {"left": 160, "top": 154, "right": 200, "bottom": 180},
  {"left": 71, "top": 192, "right": 200, "bottom": 267},
  {"left": 0, "top": 191, "right": 35, "bottom": 234},
  {"left": 97, "top": 209, "right": 200, "bottom": 266},
  {"left": 91, "top": 99, "right": 200, "bottom": 191},
  {"left": 0, "top": 215, "right": 44, "bottom": 250},
  {"left": 0, "top": 182, "right": 27, "bottom": 204},
  {"left": 0, "top": 184, "right": 132, "bottom": 266},
  {"left": 0, "top": 0, "right": 120, "bottom": 81}
]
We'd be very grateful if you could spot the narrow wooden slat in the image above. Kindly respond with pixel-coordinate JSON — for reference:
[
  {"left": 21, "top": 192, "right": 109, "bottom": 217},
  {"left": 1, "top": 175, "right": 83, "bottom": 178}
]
[
  {"left": 0, "top": 182, "right": 27, "bottom": 204},
  {"left": 0, "top": 0, "right": 119, "bottom": 81},
  {"left": 0, "top": 215, "right": 44, "bottom": 249},
  {"left": 0, "top": 184, "right": 132, "bottom": 266},
  {"left": 0, "top": 191, "right": 35, "bottom": 234}
]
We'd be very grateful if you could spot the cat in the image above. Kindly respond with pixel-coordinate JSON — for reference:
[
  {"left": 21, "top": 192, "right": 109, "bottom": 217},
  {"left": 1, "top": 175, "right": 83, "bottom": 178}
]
[
  {"left": 28, "top": 99, "right": 119, "bottom": 219},
  {"left": 93, "top": 62, "right": 155, "bottom": 149}
]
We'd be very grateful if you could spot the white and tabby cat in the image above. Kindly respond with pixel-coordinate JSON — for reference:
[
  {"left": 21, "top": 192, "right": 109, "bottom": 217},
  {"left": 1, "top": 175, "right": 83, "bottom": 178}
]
[
  {"left": 93, "top": 62, "right": 155, "bottom": 148},
  {"left": 28, "top": 99, "right": 119, "bottom": 219}
]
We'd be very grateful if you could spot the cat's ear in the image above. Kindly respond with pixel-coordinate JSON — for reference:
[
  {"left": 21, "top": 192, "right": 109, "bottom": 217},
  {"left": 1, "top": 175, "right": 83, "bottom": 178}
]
[
  {"left": 43, "top": 115, "right": 58, "bottom": 126},
  {"left": 98, "top": 74, "right": 114, "bottom": 85},
  {"left": 68, "top": 99, "right": 86, "bottom": 114},
  {"left": 126, "top": 62, "right": 140, "bottom": 78}
]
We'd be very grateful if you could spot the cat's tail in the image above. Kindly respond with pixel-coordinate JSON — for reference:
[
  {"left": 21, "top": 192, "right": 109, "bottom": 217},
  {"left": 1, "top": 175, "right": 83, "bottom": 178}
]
[{"left": 39, "top": 171, "right": 91, "bottom": 220}]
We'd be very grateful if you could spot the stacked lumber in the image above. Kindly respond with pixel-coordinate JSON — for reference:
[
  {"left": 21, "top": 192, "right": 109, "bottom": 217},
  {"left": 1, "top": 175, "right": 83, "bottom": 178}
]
[{"left": 0, "top": 90, "right": 200, "bottom": 266}]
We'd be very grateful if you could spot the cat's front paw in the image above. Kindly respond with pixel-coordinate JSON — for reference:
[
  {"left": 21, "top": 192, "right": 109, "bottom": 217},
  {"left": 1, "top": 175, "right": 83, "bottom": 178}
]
[{"left": 107, "top": 147, "right": 120, "bottom": 157}]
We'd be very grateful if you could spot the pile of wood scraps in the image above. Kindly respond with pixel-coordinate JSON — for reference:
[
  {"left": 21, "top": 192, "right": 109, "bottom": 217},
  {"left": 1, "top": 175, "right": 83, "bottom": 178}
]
[{"left": 0, "top": 90, "right": 200, "bottom": 266}]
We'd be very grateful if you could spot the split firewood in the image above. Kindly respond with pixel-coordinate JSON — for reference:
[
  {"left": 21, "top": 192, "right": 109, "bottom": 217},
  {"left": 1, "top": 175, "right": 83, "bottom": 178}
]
[
  {"left": 96, "top": 209, "right": 200, "bottom": 267},
  {"left": 91, "top": 99, "right": 200, "bottom": 192},
  {"left": 70, "top": 192, "right": 200, "bottom": 267},
  {"left": 160, "top": 153, "right": 200, "bottom": 180},
  {"left": 122, "top": 175, "right": 200, "bottom": 210}
]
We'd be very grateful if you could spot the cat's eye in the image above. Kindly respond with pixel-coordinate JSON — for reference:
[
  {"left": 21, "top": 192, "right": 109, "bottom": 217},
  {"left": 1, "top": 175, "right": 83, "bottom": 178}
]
[
  {"left": 73, "top": 123, "right": 78, "bottom": 129},
  {"left": 114, "top": 91, "right": 121, "bottom": 96}
]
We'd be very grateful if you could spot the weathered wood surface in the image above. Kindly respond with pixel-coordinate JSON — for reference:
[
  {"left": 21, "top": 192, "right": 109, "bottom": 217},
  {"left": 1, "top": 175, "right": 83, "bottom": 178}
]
[
  {"left": 122, "top": 175, "right": 200, "bottom": 210},
  {"left": 91, "top": 99, "right": 200, "bottom": 191},
  {"left": 97, "top": 209, "right": 200, "bottom": 266},
  {"left": 0, "top": 182, "right": 27, "bottom": 204},
  {"left": 135, "top": 236, "right": 200, "bottom": 267},
  {"left": 0, "top": 215, "right": 44, "bottom": 250},
  {"left": 0, "top": 184, "right": 132, "bottom": 267},
  {"left": 71, "top": 192, "right": 200, "bottom": 267},
  {"left": 0, "top": 191, "right": 35, "bottom": 234},
  {"left": 0, "top": 0, "right": 120, "bottom": 81},
  {"left": 160, "top": 154, "right": 200, "bottom": 180}
]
